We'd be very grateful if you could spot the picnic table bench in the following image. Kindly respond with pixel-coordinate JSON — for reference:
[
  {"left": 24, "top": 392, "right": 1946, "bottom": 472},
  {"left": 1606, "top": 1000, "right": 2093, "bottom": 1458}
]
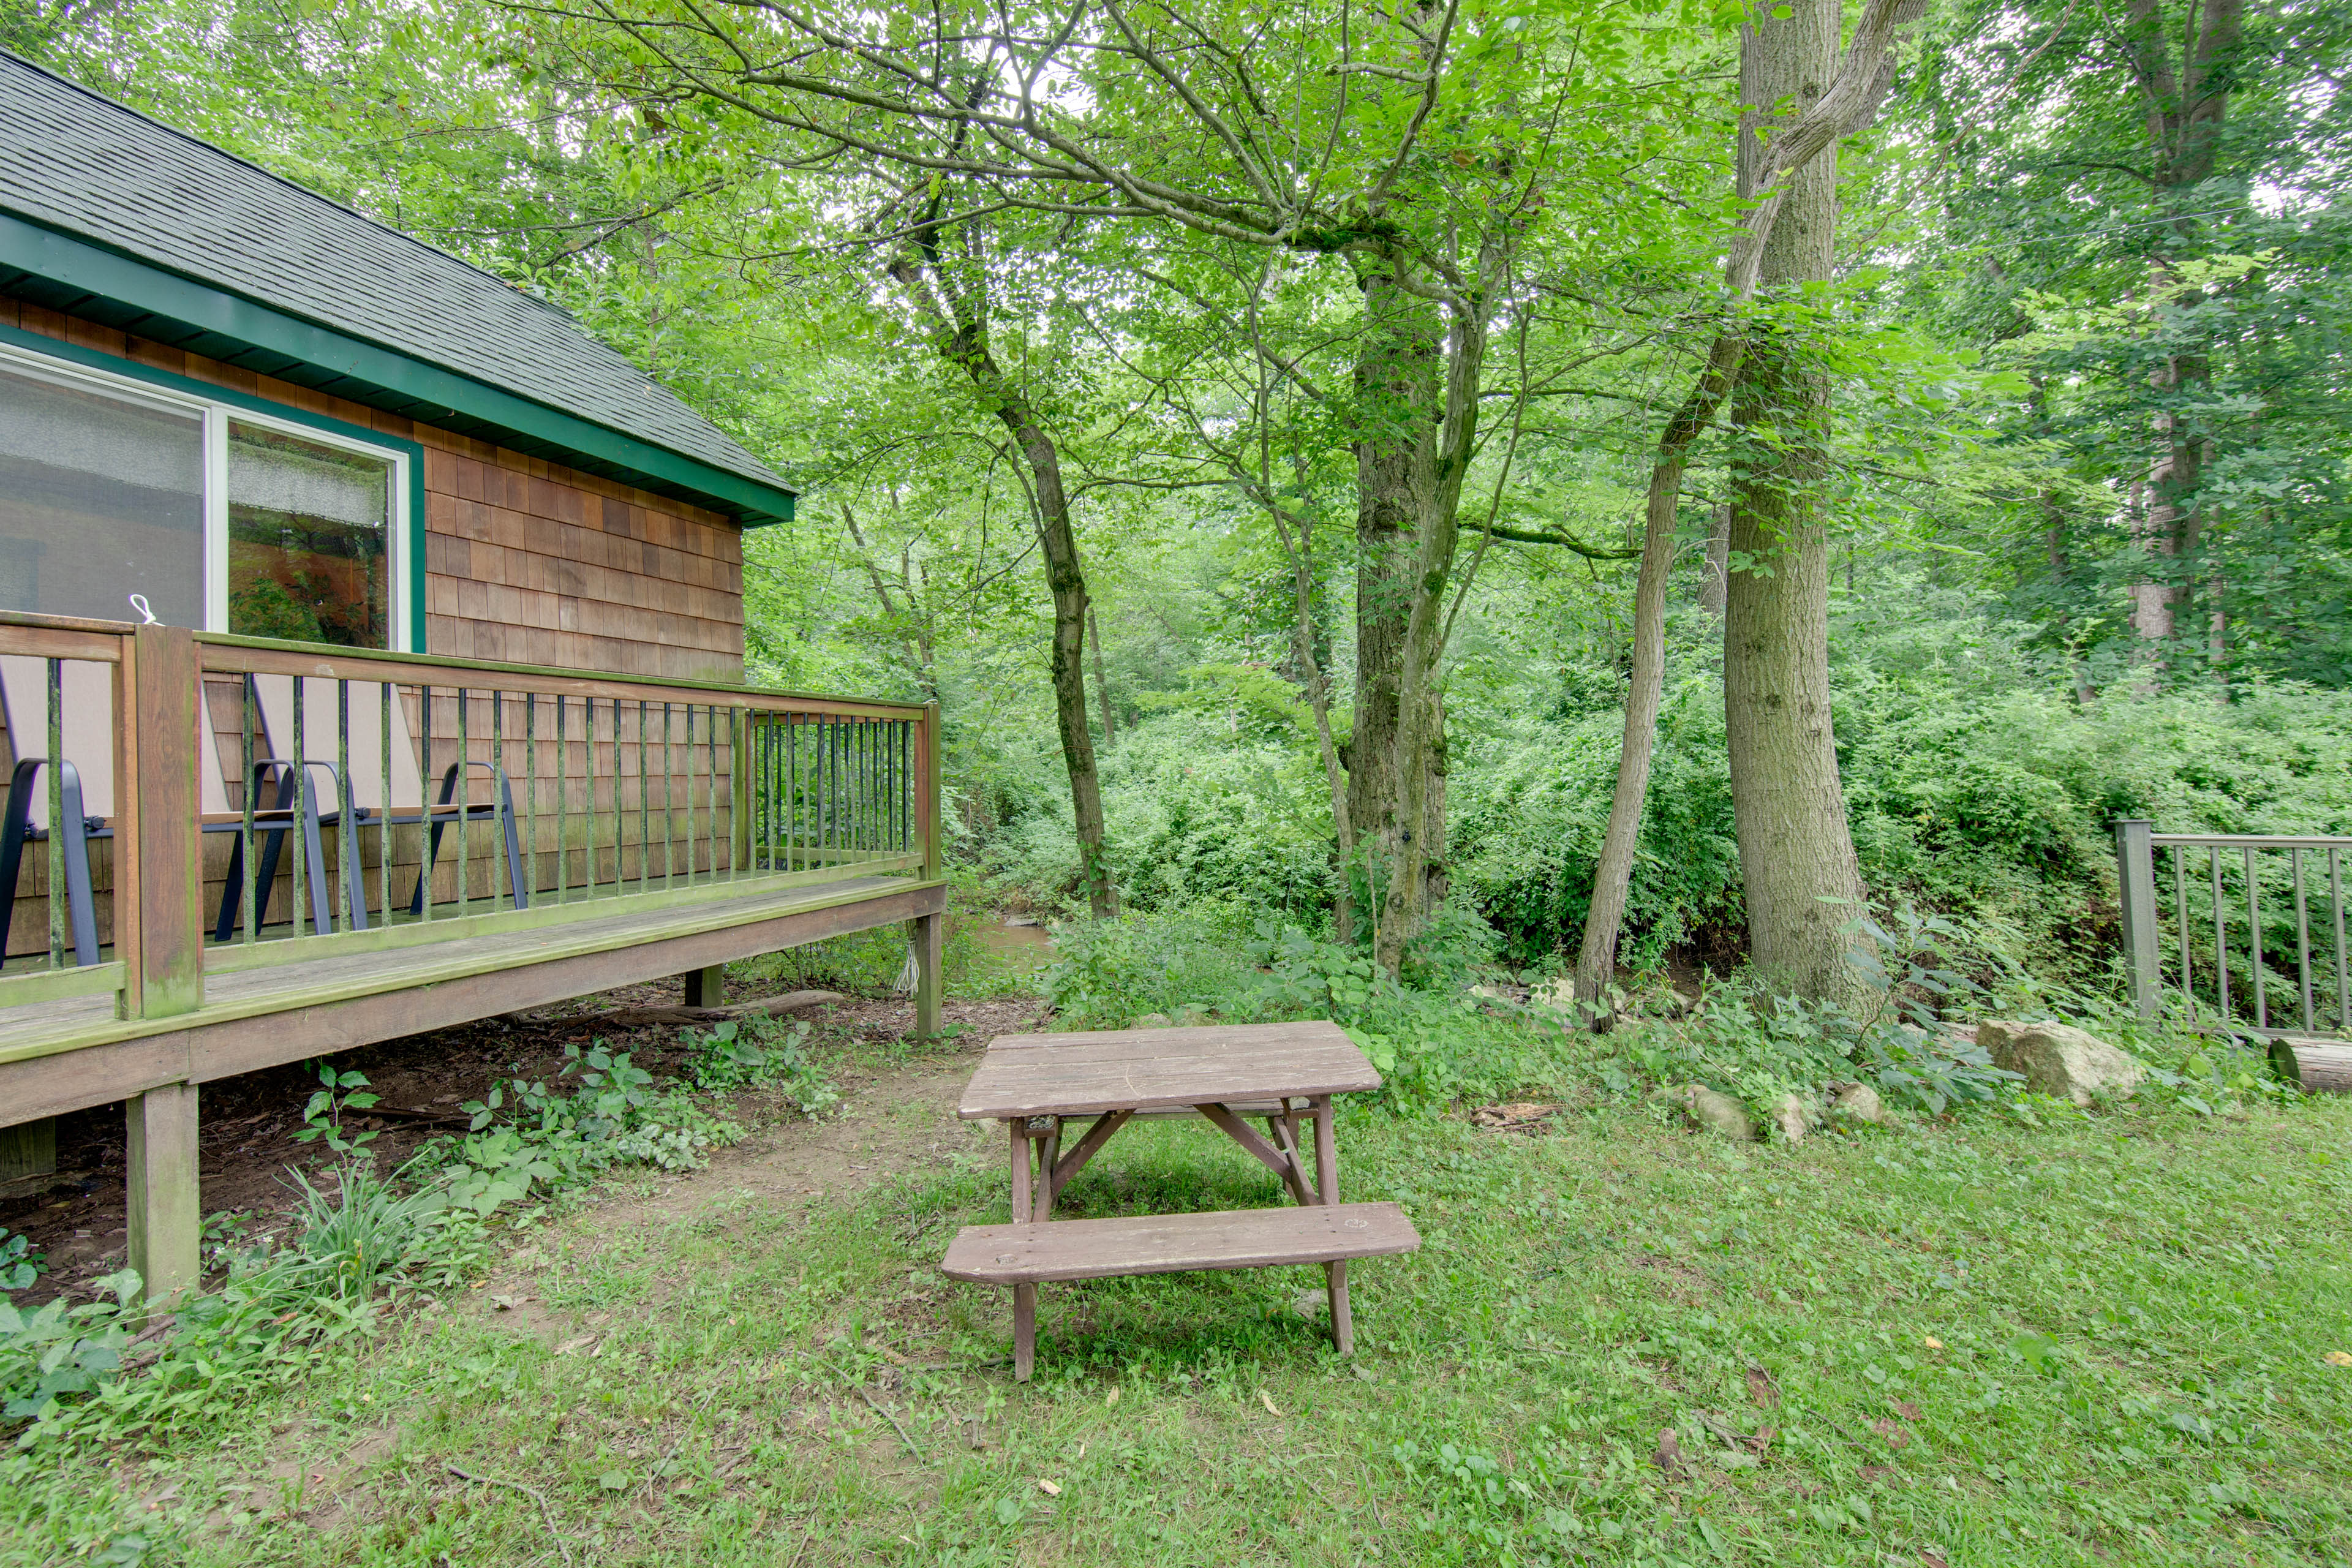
[{"left": 940, "top": 1020, "right": 1420, "bottom": 1381}]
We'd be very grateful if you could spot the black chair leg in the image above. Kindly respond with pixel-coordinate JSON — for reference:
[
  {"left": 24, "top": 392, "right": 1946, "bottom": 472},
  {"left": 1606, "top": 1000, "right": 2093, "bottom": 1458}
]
[
  {"left": 0, "top": 758, "right": 96, "bottom": 967},
  {"left": 410, "top": 763, "right": 529, "bottom": 916}
]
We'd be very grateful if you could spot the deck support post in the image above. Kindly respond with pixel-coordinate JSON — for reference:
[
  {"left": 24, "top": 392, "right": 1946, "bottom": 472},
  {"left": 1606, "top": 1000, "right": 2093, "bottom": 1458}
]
[
  {"left": 911, "top": 911, "right": 943, "bottom": 1038},
  {"left": 126, "top": 1082, "right": 199, "bottom": 1313},
  {"left": 0, "top": 1117, "right": 56, "bottom": 1192},
  {"left": 681, "top": 964, "right": 726, "bottom": 1008}
]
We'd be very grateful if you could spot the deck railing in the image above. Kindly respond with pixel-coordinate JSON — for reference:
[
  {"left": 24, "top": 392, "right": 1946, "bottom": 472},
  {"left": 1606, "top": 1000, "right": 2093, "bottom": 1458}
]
[
  {"left": 0, "top": 611, "right": 939, "bottom": 1020},
  {"left": 2114, "top": 820, "right": 2350, "bottom": 1038}
]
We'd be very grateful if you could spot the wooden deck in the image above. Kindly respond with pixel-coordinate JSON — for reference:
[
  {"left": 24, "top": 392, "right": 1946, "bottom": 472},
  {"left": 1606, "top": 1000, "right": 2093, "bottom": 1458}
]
[
  {"left": 0, "top": 611, "right": 946, "bottom": 1305},
  {"left": 0, "top": 871, "right": 941, "bottom": 1123}
]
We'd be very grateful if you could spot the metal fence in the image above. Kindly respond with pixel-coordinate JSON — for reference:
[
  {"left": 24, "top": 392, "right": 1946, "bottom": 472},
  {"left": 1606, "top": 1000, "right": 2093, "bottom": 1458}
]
[{"left": 2114, "top": 819, "right": 2351, "bottom": 1038}]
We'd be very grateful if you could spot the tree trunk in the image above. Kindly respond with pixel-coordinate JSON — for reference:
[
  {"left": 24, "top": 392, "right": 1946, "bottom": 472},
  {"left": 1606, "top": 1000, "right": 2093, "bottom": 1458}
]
[
  {"left": 1087, "top": 606, "right": 1117, "bottom": 748},
  {"left": 1373, "top": 252, "right": 1492, "bottom": 974},
  {"left": 892, "top": 247, "right": 1117, "bottom": 918},
  {"left": 2117, "top": 0, "right": 2241, "bottom": 669},
  {"left": 1349, "top": 254, "right": 1442, "bottom": 941},
  {"left": 1698, "top": 503, "right": 1732, "bottom": 617},
  {"left": 1575, "top": 336, "right": 1745, "bottom": 1012},
  {"left": 1722, "top": 0, "right": 1869, "bottom": 1004}
]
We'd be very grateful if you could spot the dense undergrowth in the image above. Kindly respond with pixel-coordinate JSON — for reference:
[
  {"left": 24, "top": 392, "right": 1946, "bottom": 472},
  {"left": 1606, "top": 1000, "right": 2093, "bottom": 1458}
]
[{"left": 974, "top": 594, "right": 2352, "bottom": 987}]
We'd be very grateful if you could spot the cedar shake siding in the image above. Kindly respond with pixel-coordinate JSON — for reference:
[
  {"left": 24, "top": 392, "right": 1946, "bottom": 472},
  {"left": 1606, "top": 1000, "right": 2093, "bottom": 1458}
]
[{"left": 5, "top": 301, "right": 747, "bottom": 682}]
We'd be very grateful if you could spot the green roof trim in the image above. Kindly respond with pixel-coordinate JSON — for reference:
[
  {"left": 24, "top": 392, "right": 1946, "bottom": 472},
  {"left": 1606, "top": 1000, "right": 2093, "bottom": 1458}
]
[{"left": 0, "top": 212, "right": 794, "bottom": 527}]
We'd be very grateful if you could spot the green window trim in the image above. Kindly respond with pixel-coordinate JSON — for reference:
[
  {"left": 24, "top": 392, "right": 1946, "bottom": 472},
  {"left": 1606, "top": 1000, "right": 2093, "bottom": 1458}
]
[
  {"left": 0, "top": 213, "right": 795, "bottom": 527},
  {"left": 0, "top": 321, "right": 429, "bottom": 652}
]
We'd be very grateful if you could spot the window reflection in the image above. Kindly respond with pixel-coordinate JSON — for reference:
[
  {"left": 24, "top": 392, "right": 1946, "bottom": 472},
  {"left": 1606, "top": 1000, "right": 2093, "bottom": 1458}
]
[{"left": 227, "top": 420, "right": 391, "bottom": 648}]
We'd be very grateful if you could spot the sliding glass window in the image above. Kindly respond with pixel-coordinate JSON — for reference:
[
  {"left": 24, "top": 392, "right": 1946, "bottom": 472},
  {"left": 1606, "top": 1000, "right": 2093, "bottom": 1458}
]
[
  {"left": 0, "top": 361, "right": 205, "bottom": 626},
  {"left": 0, "top": 344, "right": 409, "bottom": 647}
]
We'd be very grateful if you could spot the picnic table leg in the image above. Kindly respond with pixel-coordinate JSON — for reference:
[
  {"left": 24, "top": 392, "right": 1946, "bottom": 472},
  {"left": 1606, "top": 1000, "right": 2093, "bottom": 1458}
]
[
  {"left": 1007, "top": 1116, "right": 1047, "bottom": 1381},
  {"left": 1313, "top": 1095, "right": 1354, "bottom": 1355},
  {"left": 1033, "top": 1118, "right": 1061, "bottom": 1221},
  {"left": 1013, "top": 1283, "right": 1036, "bottom": 1383}
]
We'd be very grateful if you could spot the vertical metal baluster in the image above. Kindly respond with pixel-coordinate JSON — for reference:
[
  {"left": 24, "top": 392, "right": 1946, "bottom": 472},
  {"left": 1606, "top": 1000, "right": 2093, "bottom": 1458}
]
[
  {"left": 682, "top": 704, "right": 697, "bottom": 881},
  {"left": 554, "top": 695, "right": 568, "bottom": 905},
  {"left": 492, "top": 690, "right": 507, "bottom": 911},
  {"left": 2295, "top": 846, "right": 2314, "bottom": 1033},
  {"left": 289, "top": 676, "right": 309, "bottom": 938},
  {"left": 611, "top": 698, "right": 625, "bottom": 897},
  {"left": 780, "top": 717, "right": 793, "bottom": 872},
  {"left": 526, "top": 693, "right": 539, "bottom": 912},
  {"left": 903, "top": 720, "right": 911, "bottom": 853},
  {"left": 2210, "top": 847, "right": 2227, "bottom": 1019},
  {"left": 2332, "top": 848, "right": 2349, "bottom": 1032},
  {"left": 336, "top": 681, "right": 351, "bottom": 934},
  {"left": 43, "top": 660, "right": 62, "bottom": 967},
  {"left": 636, "top": 700, "right": 651, "bottom": 895},
  {"left": 410, "top": 684, "right": 428, "bottom": 924},
  {"left": 379, "top": 684, "right": 394, "bottom": 925},
  {"left": 662, "top": 701, "right": 676, "bottom": 889},
  {"left": 2245, "top": 846, "right": 2264, "bottom": 1030},
  {"left": 453, "top": 688, "right": 470, "bottom": 918},
  {"left": 237, "top": 679, "right": 257, "bottom": 944},
  {"left": 2173, "top": 846, "right": 2192, "bottom": 1017},
  {"left": 706, "top": 704, "right": 719, "bottom": 880}
]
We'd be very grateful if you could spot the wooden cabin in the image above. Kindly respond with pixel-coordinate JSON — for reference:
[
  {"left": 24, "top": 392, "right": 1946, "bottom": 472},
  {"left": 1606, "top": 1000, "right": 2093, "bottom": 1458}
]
[{"left": 0, "top": 53, "right": 942, "bottom": 1304}]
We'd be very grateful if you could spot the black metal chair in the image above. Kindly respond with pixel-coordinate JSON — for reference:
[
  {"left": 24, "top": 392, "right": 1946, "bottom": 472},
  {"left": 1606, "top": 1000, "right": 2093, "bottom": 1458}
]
[
  {"left": 405, "top": 760, "right": 528, "bottom": 915},
  {"left": 209, "top": 758, "right": 369, "bottom": 941},
  {"left": 0, "top": 756, "right": 101, "bottom": 967}
]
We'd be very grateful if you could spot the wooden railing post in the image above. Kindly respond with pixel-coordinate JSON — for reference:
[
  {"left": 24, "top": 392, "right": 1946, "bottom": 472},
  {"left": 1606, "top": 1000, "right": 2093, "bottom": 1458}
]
[
  {"left": 920, "top": 701, "right": 941, "bottom": 882},
  {"left": 2115, "top": 819, "right": 2160, "bottom": 1018},
  {"left": 115, "top": 622, "right": 203, "bottom": 1020},
  {"left": 912, "top": 700, "right": 943, "bottom": 1037}
]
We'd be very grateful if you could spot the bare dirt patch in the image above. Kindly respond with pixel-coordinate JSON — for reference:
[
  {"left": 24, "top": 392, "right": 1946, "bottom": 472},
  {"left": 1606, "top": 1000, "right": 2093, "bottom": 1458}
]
[{"left": 2, "top": 984, "right": 1046, "bottom": 1302}]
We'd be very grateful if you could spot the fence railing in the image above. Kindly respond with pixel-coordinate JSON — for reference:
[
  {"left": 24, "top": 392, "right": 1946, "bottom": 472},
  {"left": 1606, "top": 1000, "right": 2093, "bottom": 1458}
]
[
  {"left": 2114, "top": 819, "right": 2350, "bottom": 1038},
  {"left": 0, "top": 611, "right": 939, "bottom": 1021}
]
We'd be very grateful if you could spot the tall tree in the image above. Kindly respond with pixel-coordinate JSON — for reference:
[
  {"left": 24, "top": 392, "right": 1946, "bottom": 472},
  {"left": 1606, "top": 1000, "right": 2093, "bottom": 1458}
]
[
  {"left": 1720, "top": 0, "right": 1874, "bottom": 1001},
  {"left": 1577, "top": 0, "right": 1926, "bottom": 1013},
  {"left": 526, "top": 0, "right": 1694, "bottom": 966}
]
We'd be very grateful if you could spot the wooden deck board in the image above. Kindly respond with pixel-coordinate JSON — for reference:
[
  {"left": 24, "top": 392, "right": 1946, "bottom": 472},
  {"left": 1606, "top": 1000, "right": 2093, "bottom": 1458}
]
[{"left": 0, "top": 873, "right": 941, "bottom": 1123}]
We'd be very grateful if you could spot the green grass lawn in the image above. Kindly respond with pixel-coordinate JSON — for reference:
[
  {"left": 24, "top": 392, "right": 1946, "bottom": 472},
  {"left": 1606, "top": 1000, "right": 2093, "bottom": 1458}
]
[{"left": 13, "top": 1079, "right": 2352, "bottom": 1566}]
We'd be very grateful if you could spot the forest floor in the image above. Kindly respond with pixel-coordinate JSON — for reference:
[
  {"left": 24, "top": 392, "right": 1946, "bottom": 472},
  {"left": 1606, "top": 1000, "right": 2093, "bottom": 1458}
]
[{"left": 13, "top": 1000, "right": 2352, "bottom": 1567}]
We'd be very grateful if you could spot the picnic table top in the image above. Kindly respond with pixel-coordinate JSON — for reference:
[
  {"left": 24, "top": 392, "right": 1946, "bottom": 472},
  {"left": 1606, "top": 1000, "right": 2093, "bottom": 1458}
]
[{"left": 957, "top": 1019, "right": 1379, "bottom": 1120}]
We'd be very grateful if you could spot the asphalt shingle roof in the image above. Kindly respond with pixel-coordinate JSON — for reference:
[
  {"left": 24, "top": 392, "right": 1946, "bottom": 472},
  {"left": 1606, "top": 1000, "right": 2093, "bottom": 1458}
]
[{"left": 0, "top": 51, "right": 788, "bottom": 503}]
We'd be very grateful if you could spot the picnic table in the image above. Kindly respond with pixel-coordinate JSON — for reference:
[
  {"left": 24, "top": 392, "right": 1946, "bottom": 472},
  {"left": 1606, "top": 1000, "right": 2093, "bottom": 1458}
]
[{"left": 939, "top": 1020, "right": 1420, "bottom": 1381}]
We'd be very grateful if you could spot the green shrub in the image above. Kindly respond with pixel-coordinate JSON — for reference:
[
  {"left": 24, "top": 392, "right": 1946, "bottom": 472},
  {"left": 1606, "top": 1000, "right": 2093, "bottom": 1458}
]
[
  {"left": 684, "top": 1017, "right": 841, "bottom": 1116},
  {"left": 1042, "top": 902, "right": 1264, "bottom": 1026}
]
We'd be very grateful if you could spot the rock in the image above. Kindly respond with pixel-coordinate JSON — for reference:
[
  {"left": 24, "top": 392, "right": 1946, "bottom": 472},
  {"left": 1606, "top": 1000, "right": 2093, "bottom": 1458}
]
[
  {"left": 1471, "top": 1101, "right": 1561, "bottom": 1133},
  {"left": 1977, "top": 1019, "right": 2146, "bottom": 1106},
  {"left": 1829, "top": 1082, "right": 1888, "bottom": 1125},
  {"left": 1469, "top": 982, "right": 1512, "bottom": 1003},
  {"left": 1130, "top": 1012, "right": 1174, "bottom": 1030},
  {"left": 1529, "top": 976, "right": 1578, "bottom": 1012},
  {"left": 1767, "top": 1092, "right": 1816, "bottom": 1143},
  {"left": 1678, "top": 1084, "right": 1757, "bottom": 1142},
  {"left": 1171, "top": 1003, "right": 1211, "bottom": 1027}
]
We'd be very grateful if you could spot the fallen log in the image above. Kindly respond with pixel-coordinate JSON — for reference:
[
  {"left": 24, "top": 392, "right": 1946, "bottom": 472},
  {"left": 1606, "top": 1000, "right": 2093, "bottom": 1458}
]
[
  {"left": 590, "top": 989, "right": 845, "bottom": 1030},
  {"left": 2269, "top": 1038, "right": 2352, "bottom": 1095}
]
